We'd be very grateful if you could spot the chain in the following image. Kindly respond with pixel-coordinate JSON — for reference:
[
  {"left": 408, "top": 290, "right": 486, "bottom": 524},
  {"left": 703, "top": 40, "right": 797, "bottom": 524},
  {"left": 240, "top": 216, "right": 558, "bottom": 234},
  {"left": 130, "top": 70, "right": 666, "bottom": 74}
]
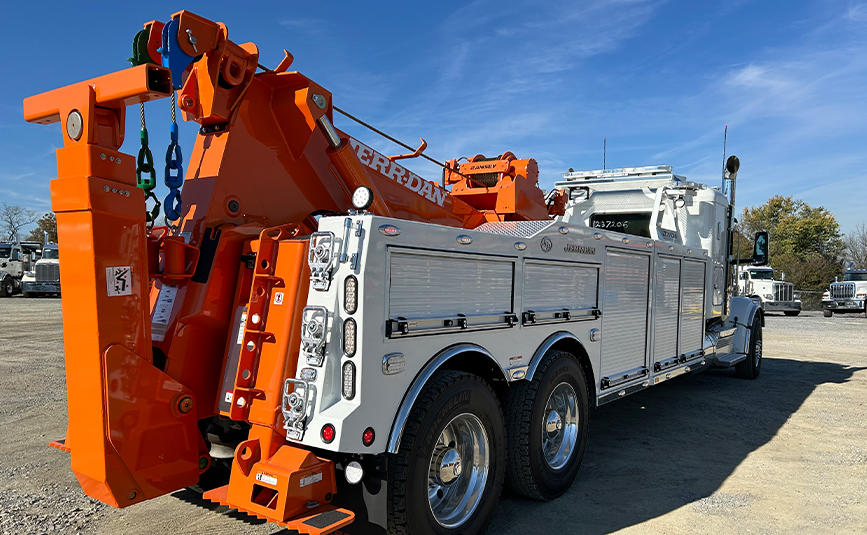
[
  {"left": 135, "top": 103, "right": 158, "bottom": 228},
  {"left": 163, "top": 92, "right": 184, "bottom": 233}
]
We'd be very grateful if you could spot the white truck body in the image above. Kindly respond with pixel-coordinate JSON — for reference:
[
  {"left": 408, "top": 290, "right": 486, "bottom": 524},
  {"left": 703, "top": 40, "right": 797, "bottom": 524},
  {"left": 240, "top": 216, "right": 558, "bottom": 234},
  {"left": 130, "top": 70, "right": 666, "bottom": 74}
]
[
  {"left": 737, "top": 266, "right": 800, "bottom": 315},
  {"left": 822, "top": 269, "right": 867, "bottom": 316},
  {"left": 256, "top": 165, "right": 762, "bottom": 455}
]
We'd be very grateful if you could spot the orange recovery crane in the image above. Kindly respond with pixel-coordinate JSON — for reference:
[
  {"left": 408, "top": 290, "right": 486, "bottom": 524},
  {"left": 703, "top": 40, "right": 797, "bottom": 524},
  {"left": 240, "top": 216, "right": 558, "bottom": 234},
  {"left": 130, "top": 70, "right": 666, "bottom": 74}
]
[{"left": 23, "top": 10, "right": 558, "bottom": 534}]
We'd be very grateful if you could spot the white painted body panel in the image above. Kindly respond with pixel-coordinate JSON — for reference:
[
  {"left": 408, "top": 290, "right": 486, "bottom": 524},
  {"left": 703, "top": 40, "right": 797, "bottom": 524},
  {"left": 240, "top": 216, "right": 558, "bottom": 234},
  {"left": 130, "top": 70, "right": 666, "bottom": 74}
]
[{"left": 282, "top": 207, "right": 757, "bottom": 455}]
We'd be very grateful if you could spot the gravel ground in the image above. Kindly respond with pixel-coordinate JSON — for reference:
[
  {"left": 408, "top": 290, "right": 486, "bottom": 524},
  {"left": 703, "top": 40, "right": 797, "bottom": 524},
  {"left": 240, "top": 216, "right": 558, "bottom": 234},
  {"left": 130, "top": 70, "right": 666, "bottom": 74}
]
[{"left": 0, "top": 298, "right": 865, "bottom": 535}]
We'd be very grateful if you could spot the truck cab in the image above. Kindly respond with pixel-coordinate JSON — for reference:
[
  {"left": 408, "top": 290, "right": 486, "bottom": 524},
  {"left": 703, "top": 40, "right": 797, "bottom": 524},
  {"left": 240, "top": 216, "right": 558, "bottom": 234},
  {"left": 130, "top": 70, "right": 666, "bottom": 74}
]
[
  {"left": 556, "top": 166, "right": 730, "bottom": 318},
  {"left": 738, "top": 266, "right": 801, "bottom": 316},
  {"left": 822, "top": 269, "right": 867, "bottom": 317},
  {"left": 0, "top": 243, "right": 23, "bottom": 296},
  {"left": 22, "top": 243, "right": 60, "bottom": 297}
]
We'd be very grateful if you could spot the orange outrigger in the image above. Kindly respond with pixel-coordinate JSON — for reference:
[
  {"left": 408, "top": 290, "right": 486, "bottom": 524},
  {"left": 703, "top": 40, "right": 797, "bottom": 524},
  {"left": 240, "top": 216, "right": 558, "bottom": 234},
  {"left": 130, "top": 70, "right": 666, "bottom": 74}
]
[{"left": 24, "top": 10, "right": 559, "bottom": 533}]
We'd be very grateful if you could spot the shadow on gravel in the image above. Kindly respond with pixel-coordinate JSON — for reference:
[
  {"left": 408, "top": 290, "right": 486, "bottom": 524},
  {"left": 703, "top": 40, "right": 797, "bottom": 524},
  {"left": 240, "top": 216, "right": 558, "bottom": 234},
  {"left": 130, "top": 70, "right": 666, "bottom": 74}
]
[
  {"left": 487, "top": 357, "right": 865, "bottom": 535},
  {"left": 170, "top": 357, "right": 863, "bottom": 535}
]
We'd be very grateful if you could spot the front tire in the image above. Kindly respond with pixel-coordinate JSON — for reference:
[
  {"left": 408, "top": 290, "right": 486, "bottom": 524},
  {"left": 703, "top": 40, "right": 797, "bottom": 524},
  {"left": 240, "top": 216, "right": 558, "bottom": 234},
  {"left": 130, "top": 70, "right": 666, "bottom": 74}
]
[
  {"left": 0, "top": 278, "right": 12, "bottom": 297},
  {"left": 736, "top": 315, "right": 763, "bottom": 379},
  {"left": 823, "top": 309, "right": 833, "bottom": 318},
  {"left": 784, "top": 310, "right": 800, "bottom": 316},
  {"left": 504, "top": 351, "right": 589, "bottom": 500},
  {"left": 387, "top": 370, "right": 505, "bottom": 535}
]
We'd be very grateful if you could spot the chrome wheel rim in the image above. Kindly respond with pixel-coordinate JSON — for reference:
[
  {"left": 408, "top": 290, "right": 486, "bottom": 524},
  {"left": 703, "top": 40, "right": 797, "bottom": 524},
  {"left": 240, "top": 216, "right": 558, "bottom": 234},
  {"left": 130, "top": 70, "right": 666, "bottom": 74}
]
[
  {"left": 542, "top": 382, "right": 579, "bottom": 470},
  {"left": 427, "top": 412, "right": 489, "bottom": 528}
]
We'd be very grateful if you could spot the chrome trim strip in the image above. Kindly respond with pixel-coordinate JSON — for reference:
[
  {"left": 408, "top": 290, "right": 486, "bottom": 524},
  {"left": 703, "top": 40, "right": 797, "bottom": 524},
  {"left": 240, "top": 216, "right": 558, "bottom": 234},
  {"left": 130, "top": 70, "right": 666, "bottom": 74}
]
[{"left": 386, "top": 344, "right": 504, "bottom": 454}]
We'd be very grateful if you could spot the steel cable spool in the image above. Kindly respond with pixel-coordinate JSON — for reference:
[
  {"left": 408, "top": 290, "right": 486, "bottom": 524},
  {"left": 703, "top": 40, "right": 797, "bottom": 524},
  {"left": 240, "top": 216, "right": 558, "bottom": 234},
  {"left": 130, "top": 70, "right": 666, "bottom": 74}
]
[{"left": 468, "top": 154, "right": 509, "bottom": 187}]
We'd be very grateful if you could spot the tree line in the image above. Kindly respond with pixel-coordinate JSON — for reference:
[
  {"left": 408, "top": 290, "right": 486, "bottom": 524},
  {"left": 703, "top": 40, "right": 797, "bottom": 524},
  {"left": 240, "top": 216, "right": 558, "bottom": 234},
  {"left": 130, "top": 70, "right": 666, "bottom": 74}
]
[{"left": 1, "top": 203, "right": 58, "bottom": 243}]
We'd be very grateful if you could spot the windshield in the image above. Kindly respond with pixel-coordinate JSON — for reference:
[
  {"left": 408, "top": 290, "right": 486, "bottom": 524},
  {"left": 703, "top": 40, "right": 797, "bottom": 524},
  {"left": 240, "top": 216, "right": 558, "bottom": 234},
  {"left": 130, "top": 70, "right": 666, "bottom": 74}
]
[
  {"left": 749, "top": 270, "right": 774, "bottom": 280},
  {"left": 843, "top": 273, "right": 867, "bottom": 282},
  {"left": 0, "top": 246, "right": 10, "bottom": 259},
  {"left": 41, "top": 249, "right": 59, "bottom": 260}
]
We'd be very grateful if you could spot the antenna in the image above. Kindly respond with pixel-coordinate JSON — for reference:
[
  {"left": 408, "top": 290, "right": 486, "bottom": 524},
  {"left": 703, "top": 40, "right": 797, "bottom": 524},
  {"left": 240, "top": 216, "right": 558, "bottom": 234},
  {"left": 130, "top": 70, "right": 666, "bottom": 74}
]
[
  {"left": 603, "top": 137, "right": 606, "bottom": 170},
  {"left": 721, "top": 125, "right": 728, "bottom": 192}
]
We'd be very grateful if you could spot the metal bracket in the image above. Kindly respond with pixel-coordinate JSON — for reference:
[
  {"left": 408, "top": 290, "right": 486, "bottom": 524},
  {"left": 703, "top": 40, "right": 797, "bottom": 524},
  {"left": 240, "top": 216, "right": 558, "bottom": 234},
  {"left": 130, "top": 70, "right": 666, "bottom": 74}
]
[
  {"left": 339, "top": 218, "right": 352, "bottom": 263},
  {"left": 301, "top": 306, "right": 328, "bottom": 366},
  {"left": 282, "top": 378, "right": 317, "bottom": 441},
  {"left": 308, "top": 232, "right": 335, "bottom": 291}
]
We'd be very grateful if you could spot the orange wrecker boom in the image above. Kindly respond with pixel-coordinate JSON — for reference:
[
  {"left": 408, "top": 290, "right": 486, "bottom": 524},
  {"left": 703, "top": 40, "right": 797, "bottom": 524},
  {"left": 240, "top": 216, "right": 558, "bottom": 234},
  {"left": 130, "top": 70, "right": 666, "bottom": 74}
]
[{"left": 23, "top": 10, "right": 558, "bottom": 533}]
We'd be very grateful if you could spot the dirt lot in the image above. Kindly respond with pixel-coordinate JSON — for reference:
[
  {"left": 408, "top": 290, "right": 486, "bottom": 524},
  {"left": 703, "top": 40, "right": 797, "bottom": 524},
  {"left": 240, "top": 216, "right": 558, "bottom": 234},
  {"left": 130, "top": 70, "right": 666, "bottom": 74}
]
[{"left": 0, "top": 297, "right": 865, "bottom": 535}]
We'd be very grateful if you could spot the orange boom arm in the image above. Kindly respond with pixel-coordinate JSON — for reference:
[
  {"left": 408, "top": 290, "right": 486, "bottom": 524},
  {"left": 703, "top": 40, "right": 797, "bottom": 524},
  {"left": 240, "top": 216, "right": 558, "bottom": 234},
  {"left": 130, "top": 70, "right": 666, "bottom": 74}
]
[{"left": 23, "top": 9, "right": 550, "bottom": 531}]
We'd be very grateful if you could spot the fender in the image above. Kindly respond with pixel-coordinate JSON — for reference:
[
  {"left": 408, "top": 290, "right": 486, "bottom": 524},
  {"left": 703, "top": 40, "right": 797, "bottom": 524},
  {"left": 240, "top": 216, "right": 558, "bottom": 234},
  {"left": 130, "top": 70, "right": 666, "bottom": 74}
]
[
  {"left": 727, "top": 296, "right": 763, "bottom": 354},
  {"left": 386, "top": 343, "right": 505, "bottom": 454},
  {"left": 526, "top": 331, "right": 583, "bottom": 382}
]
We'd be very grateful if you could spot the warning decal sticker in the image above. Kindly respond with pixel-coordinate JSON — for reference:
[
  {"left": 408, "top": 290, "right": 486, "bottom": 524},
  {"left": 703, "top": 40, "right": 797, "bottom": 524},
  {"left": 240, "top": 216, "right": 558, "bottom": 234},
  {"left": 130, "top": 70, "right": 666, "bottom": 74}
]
[
  {"left": 151, "top": 284, "right": 178, "bottom": 342},
  {"left": 106, "top": 266, "right": 133, "bottom": 297}
]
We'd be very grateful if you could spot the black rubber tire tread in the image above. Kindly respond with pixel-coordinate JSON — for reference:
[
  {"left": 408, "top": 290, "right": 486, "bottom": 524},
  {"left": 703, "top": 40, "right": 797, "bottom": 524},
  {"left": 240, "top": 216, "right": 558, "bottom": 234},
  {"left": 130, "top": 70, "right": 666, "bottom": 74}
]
[
  {"left": 0, "top": 278, "right": 11, "bottom": 297},
  {"left": 823, "top": 309, "right": 833, "bottom": 317},
  {"left": 735, "top": 315, "right": 763, "bottom": 379},
  {"left": 503, "top": 350, "right": 589, "bottom": 501},
  {"left": 387, "top": 369, "right": 505, "bottom": 535}
]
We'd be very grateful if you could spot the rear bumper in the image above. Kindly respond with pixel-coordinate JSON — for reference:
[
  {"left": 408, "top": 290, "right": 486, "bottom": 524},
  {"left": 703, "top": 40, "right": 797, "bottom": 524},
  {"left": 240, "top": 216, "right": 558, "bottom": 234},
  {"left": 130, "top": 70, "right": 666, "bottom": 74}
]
[
  {"left": 822, "top": 299, "right": 864, "bottom": 312},
  {"left": 23, "top": 281, "right": 60, "bottom": 293}
]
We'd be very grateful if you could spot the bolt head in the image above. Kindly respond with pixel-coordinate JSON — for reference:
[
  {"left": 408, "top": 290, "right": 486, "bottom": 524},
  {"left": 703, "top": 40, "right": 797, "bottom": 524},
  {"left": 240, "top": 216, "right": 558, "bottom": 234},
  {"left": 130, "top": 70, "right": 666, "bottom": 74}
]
[{"left": 177, "top": 396, "right": 194, "bottom": 414}]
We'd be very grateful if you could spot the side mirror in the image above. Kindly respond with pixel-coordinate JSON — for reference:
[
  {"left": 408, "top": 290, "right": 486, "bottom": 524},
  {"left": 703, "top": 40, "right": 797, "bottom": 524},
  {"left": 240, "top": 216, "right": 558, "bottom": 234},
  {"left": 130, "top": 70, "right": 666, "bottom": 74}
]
[{"left": 753, "top": 231, "right": 769, "bottom": 266}]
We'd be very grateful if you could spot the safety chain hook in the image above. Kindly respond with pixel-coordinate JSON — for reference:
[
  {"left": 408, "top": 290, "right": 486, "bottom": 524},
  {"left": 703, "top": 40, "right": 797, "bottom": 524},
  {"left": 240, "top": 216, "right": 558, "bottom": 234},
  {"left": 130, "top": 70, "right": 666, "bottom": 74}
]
[{"left": 163, "top": 92, "right": 184, "bottom": 231}]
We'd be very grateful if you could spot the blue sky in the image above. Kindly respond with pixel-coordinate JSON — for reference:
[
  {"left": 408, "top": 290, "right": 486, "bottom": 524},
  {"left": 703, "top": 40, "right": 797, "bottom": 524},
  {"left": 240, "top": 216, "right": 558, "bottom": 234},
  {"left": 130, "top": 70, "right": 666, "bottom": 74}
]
[{"left": 1, "top": 0, "right": 866, "bottom": 235}]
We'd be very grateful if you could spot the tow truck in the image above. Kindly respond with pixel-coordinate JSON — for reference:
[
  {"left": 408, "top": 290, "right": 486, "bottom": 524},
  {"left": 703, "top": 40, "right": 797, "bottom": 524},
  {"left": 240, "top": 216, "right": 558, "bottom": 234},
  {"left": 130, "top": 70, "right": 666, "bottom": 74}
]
[
  {"left": 23, "top": 11, "right": 768, "bottom": 534},
  {"left": 738, "top": 266, "right": 800, "bottom": 316},
  {"left": 822, "top": 268, "right": 867, "bottom": 317}
]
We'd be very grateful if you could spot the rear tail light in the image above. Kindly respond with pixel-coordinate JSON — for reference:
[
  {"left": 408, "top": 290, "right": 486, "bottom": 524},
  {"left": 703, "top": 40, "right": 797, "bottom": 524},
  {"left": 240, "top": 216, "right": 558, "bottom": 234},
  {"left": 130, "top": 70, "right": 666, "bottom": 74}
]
[
  {"left": 362, "top": 427, "right": 375, "bottom": 447},
  {"left": 344, "top": 276, "right": 358, "bottom": 314},
  {"left": 321, "top": 424, "right": 336, "bottom": 443},
  {"left": 343, "top": 318, "right": 357, "bottom": 357},
  {"left": 342, "top": 361, "right": 356, "bottom": 400}
]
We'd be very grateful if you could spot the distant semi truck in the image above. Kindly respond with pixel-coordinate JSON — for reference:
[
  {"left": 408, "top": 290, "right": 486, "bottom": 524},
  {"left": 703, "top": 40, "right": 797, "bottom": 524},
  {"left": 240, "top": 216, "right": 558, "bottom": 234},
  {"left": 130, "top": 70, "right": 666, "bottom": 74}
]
[
  {"left": 22, "top": 242, "right": 60, "bottom": 297},
  {"left": 0, "top": 241, "right": 42, "bottom": 297},
  {"left": 738, "top": 266, "right": 801, "bottom": 316},
  {"left": 822, "top": 269, "right": 867, "bottom": 317}
]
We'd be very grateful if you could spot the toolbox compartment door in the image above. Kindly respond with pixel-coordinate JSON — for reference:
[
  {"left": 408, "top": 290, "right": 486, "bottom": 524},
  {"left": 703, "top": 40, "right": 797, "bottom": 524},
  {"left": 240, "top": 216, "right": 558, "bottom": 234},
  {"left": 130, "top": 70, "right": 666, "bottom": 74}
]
[{"left": 600, "top": 250, "right": 650, "bottom": 379}]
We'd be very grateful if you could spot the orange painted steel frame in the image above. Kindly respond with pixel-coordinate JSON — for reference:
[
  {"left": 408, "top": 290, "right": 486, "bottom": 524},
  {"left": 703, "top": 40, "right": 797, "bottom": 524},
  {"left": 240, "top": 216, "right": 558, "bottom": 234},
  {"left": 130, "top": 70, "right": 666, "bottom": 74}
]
[{"left": 23, "top": 9, "right": 550, "bottom": 530}]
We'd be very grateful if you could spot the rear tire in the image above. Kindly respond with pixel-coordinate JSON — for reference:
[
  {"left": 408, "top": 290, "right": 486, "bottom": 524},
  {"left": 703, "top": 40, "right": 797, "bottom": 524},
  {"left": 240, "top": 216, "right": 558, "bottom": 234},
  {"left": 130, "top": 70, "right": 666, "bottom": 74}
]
[
  {"left": 823, "top": 310, "right": 833, "bottom": 318},
  {"left": 736, "top": 315, "right": 763, "bottom": 379},
  {"left": 22, "top": 291, "right": 33, "bottom": 298},
  {"left": 504, "top": 351, "right": 589, "bottom": 500},
  {"left": 784, "top": 310, "right": 799, "bottom": 316},
  {"left": 387, "top": 370, "right": 505, "bottom": 535}
]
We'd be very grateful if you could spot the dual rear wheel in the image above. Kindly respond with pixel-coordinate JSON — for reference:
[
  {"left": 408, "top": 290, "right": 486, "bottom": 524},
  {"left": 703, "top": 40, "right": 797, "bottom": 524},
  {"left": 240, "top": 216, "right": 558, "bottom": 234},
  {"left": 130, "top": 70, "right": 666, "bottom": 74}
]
[{"left": 387, "top": 351, "right": 589, "bottom": 535}]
